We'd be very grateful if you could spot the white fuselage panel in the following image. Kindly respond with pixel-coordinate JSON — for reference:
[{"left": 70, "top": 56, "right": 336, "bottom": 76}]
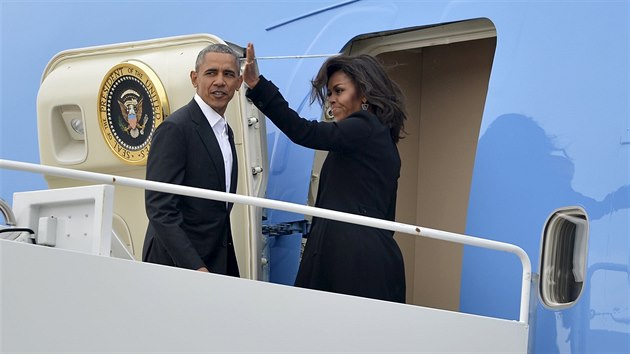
[{"left": 0, "top": 239, "right": 528, "bottom": 353}]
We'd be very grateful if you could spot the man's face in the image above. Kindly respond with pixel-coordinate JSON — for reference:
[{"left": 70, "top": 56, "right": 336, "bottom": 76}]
[{"left": 190, "top": 52, "right": 243, "bottom": 116}]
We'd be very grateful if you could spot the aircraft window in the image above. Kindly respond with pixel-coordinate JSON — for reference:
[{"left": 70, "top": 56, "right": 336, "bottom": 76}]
[{"left": 539, "top": 208, "right": 589, "bottom": 308}]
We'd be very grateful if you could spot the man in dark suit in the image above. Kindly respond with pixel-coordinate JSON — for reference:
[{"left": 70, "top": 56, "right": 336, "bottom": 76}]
[{"left": 143, "top": 44, "right": 242, "bottom": 276}]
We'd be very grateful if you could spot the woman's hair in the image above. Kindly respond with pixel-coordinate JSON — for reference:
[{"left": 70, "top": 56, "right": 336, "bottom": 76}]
[{"left": 311, "top": 54, "right": 407, "bottom": 143}]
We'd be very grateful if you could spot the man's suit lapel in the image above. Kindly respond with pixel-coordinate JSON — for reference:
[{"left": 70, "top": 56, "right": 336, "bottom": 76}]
[
  {"left": 228, "top": 125, "right": 238, "bottom": 212},
  {"left": 189, "top": 100, "right": 226, "bottom": 192},
  {"left": 228, "top": 126, "right": 238, "bottom": 193}
]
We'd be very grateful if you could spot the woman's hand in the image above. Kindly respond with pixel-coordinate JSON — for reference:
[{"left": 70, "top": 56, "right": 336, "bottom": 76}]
[{"left": 243, "top": 43, "right": 260, "bottom": 88}]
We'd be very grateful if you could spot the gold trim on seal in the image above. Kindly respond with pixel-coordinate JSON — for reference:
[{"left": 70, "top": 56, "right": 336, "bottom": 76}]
[{"left": 97, "top": 60, "right": 169, "bottom": 165}]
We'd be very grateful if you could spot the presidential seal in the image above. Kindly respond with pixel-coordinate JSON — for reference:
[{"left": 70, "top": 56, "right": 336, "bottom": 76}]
[{"left": 98, "top": 60, "right": 169, "bottom": 165}]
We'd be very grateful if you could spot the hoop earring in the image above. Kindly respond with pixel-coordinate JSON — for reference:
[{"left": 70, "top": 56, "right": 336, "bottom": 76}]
[{"left": 361, "top": 103, "right": 369, "bottom": 111}]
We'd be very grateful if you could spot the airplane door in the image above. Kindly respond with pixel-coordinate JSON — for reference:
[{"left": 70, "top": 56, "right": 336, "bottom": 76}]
[
  {"left": 230, "top": 48, "right": 268, "bottom": 280},
  {"left": 37, "top": 34, "right": 268, "bottom": 280},
  {"left": 307, "top": 19, "right": 496, "bottom": 306}
]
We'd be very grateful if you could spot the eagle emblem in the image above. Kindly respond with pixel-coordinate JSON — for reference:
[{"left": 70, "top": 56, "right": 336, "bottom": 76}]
[{"left": 117, "top": 89, "right": 148, "bottom": 138}]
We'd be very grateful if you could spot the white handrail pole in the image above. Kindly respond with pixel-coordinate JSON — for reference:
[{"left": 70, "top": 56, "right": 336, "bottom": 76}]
[{"left": 0, "top": 159, "right": 531, "bottom": 323}]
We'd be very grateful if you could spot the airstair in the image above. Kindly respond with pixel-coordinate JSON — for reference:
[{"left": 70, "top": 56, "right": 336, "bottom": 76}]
[{"left": 0, "top": 159, "right": 530, "bottom": 353}]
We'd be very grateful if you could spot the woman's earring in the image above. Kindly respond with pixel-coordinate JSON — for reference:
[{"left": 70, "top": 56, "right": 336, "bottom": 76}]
[
  {"left": 361, "top": 103, "right": 369, "bottom": 111},
  {"left": 325, "top": 103, "right": 334, "bottom": 120}
]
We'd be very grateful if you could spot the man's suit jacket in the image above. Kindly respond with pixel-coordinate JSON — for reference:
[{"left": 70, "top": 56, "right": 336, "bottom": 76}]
[{"left": 143, "top": 99, "right": 238, "bottom": 274}]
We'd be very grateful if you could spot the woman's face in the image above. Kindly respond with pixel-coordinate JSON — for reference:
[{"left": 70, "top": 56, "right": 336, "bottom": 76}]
[{"left": 326, "top": 71, "right": 363, "bottom": 121}]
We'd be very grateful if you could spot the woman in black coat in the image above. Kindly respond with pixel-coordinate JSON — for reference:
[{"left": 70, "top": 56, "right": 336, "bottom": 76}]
[{"left": 244, "top": 43, "right": 407, "bottom": 303}]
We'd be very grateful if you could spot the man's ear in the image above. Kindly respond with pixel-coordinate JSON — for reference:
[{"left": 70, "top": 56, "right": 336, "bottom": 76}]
[{"left": 190, "top": 70, "right": 197, "bottom": 88}]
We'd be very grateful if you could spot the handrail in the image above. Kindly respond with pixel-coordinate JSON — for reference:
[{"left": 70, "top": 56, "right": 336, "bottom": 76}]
[{"left": 0, "top": 159, "right": 532, "bottom": 323}]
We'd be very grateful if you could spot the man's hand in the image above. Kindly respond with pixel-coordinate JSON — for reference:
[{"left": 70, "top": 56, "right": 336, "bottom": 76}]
[
  {"left": 243, "top": 43, "right": 260, "bottom": 88},
  {"left": 197, "top": 267, "right": 209, "bottom": 272}
]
